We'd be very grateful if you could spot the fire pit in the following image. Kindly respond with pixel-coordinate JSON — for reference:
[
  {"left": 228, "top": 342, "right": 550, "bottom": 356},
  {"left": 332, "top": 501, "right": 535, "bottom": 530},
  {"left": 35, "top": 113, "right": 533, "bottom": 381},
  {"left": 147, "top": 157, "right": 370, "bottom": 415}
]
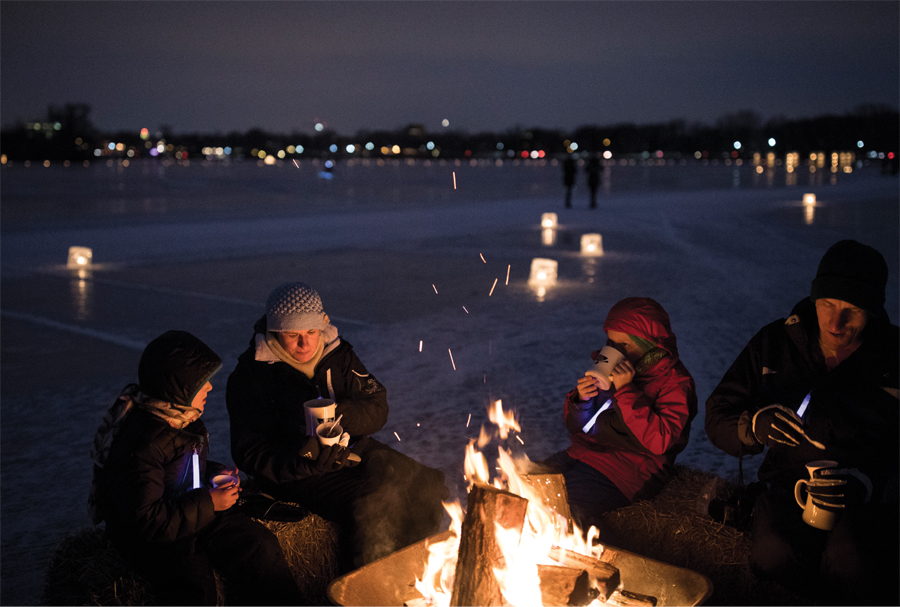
[{"left": 327, "top": 529, "right": 712, "bottom": 606}]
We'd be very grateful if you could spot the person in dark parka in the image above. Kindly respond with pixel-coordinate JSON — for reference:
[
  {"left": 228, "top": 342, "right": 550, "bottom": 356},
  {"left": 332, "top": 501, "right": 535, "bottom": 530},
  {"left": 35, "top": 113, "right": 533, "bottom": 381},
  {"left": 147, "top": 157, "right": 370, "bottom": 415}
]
[
  {"left": 89, "top": 330, "right": 303, "bottom": 605},
  {"left": 706, "top": 240, "right": 899, "bottom": 606},
  {"left": 226, "top": 282, "right": 448, "bottom": 570}
]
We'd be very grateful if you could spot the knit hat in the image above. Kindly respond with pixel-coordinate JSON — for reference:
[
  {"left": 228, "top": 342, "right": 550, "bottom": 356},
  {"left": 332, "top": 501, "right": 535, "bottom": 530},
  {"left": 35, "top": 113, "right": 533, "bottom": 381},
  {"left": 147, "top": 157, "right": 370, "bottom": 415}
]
[
  {"left": 266, "top": 282, "right": 329, "bottom": 332},
  {"left": 810, "top": 240, "right": 888, "bottom": 315}
]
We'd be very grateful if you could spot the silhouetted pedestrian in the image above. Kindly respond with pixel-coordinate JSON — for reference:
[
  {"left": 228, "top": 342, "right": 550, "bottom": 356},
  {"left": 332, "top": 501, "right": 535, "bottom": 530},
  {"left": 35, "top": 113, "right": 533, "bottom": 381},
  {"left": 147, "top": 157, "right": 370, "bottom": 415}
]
[
  {"left": 586, "top": 155, "right": 602, "bottom": 209},
  {"left": 562, "top": 156, "right": 577, "bottom": 208}
]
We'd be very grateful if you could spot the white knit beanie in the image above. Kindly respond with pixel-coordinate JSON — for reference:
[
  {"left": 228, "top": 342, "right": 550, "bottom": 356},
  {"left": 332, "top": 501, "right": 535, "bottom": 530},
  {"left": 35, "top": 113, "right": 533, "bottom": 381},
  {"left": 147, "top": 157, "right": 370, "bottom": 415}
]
[{"left": 265, "top": 282, "right": 328, "bottom": 332}]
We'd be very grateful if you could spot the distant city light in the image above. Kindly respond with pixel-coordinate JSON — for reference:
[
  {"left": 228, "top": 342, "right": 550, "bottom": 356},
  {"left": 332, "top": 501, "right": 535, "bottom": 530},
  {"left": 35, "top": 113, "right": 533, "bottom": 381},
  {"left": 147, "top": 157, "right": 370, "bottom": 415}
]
[
  {"left": 496, "top": 142, "right": 504, "bottom": 150},
  {"left": 441, "top": 119, "right": 450, "bottom": 127},
  {"left": 768, "top": 138, "right": 776, "bottom": 146},
  {"left": 325, "top": 159, "right": 334, "bottom": 168},
  {"left": 296, "top": 145, "right": 304, "bottom": 154},
  {"left": 530, "top": 151, "right": 539, "bottom": 159},
  {"left": 329, "top": 144, "right": 338, "bottom": 153},
  {"left": 655, "top": 150, "right": 664, "bottom": 158},
  {"left": 346, "top": 144, "right": 355, "bottom": 153},
  {"left": 733, "top": 141, "right": 742, "bottom": 150},
  {"left": 603, "top": 150, "right": 612, "bottom": 160},
  {"left": 365, "top": 142, "right": 374, "bottom": 151},
  {"left": 140, "top": 128, "right": 149, "bottom": 140},
  {"left": 157, "top": 143, "right": 165, "bottom": 153},
  {"left": 857, "top": 140, "right": 864, "bottom": 148},
  {"left": 315, "top": 123, "right": 324, "bottom": 132},
  {"left": 94, "top": 149, "right": 102, "bottom": 156},
  {"left": 570, "top": 142, "right": 579, "bottom": 151},
  {"left": 108, "top": 142, "right": 115, "bottom": 150},
  {"left": 277, "top": 150, "right": 286, "bottom": 159},
  {"left": 427, "top": 141, "right": 435, "bottom": 150},
  {"left": 694, "top": 151, "right": 702, "bottom": 159},
  {"left": 392, "top": 144, "right": 401, "bottom": 154}
]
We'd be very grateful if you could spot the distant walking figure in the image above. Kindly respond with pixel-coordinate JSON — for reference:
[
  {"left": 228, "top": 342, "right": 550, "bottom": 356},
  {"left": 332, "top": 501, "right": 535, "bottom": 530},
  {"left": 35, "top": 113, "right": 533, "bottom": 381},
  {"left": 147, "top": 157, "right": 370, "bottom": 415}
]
[
  {"left": 586, "top": 155, "right": 602, "bottom": 209},
  {"left": 563, "top": 156, "right": 577, "bottom": 208}
]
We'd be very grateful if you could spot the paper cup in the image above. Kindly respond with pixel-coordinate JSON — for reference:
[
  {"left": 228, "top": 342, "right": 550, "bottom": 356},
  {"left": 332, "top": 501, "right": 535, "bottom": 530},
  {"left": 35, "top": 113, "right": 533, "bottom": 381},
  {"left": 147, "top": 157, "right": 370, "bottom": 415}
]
[
  {"left": 585, "top": 345, "right": 626, "bottom": 391},
  {"left": 304, "top": 398, "right": 336, "bottom": 437},
  {"left": 316, "top": 421, "right": 344, "bottom": 446}
]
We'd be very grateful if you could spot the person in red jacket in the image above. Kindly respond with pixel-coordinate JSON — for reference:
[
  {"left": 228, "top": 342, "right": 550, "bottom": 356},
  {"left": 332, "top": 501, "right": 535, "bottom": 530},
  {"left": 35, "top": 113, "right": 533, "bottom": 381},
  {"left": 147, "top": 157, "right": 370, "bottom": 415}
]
[{"left": 544, "top": 297, "right": 697, "bottom": 535}]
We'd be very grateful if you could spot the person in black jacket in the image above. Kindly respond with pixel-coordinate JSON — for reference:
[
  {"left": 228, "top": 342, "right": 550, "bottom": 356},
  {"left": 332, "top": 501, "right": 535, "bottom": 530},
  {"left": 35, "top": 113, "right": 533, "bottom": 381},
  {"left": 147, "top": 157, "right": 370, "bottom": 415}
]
[
  {"left": 226, "top": 282, "right": 447, "bottom": 570},
  {"left": 89, "top": 330, "right": 303, "bottom": 605},
  {"left": 705, "top": 240, "right": 898, "bottom": 605}
]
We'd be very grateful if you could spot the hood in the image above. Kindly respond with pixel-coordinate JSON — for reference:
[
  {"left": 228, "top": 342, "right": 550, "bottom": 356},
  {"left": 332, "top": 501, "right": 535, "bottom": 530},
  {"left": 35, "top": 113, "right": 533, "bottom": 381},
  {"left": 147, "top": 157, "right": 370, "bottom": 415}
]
[
  {"left": 603, "top": 297, "right": 679, "bottom": 359},
  {"left": 138, "top": 331, "right": 222, "bottom": 407}
]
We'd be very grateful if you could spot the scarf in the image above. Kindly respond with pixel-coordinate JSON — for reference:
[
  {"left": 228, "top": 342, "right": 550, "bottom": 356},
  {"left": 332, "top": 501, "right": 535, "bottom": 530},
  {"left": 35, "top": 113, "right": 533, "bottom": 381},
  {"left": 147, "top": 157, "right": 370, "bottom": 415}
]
[{"left": 87, "top": 384, "right": 202, "bottom": 524}]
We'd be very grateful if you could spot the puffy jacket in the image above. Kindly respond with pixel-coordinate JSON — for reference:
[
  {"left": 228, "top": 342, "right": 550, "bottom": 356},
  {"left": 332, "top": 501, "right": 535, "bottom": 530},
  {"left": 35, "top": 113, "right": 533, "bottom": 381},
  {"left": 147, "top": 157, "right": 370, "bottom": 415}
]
[
  {"left": 564, "top": 298, "right": 697, "bottom": 501},
  {"left": 226, "top": 316, "right": 388, "bottom": 491},
  {"left": 100, "top": 331, "right": 223, "bottom": 545},
  {"left": 705, "top": 298, "right": 899, "bottom": 501}
]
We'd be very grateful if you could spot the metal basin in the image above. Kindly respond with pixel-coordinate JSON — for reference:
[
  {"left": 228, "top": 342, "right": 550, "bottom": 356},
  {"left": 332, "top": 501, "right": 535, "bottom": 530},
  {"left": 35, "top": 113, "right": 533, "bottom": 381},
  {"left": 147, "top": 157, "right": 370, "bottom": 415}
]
[{"left": 327, "top": 530, "right": 713, "bottom": 606}]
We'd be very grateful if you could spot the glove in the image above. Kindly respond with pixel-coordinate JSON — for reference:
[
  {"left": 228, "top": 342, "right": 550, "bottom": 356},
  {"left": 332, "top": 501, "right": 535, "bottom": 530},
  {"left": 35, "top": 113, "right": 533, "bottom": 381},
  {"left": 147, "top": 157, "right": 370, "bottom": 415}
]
[
  {"left": 308, "top": 444, "right": 350, "bottom": 475},
  {"left": 752, "top": 404, "right": 805, "bottom": 448},
  {"left": 808, "top": 467, "right": 873, "bottom": 508}
]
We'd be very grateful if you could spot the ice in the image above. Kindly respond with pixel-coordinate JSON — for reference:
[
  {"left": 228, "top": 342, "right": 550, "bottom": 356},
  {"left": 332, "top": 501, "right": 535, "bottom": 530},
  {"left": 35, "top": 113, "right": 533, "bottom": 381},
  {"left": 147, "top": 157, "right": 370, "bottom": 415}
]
[{"left": 1, "top": 160, "right": 897, "bottom": 604}]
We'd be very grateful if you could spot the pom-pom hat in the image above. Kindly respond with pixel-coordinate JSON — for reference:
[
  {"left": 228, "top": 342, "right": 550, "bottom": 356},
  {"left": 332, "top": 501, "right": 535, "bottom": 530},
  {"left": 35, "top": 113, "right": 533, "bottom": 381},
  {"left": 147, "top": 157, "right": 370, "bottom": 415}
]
[
  {"left": 266, "top": 282, "right": 329, "bottom": 332},
  {"left": 810, "top": 240, "right": 888, "bottom": 316}
]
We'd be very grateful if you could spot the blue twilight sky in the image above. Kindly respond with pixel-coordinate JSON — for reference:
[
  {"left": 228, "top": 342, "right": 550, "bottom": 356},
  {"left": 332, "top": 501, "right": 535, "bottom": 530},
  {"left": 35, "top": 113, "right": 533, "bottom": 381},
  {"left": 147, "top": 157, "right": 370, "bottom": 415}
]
[{"left": 2, "top": 1, "right": 898, "bottom": 135}]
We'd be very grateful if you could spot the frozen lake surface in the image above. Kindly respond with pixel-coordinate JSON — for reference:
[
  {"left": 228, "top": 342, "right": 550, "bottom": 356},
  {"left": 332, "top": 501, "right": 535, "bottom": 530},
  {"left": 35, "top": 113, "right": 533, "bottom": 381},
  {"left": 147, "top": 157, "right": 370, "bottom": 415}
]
[{"left": 2, "top": 159, "right": 897, "bottom": 605}]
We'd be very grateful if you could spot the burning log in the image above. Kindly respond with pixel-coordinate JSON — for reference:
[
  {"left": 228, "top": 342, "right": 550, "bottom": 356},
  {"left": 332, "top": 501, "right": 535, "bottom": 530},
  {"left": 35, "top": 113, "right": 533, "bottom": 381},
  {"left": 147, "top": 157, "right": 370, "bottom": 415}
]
[
  {"left": 516, "top": 462, "right": 573, "bottom": 524},
  {"left": 548, "top": 547, "right": 621, "bottom": 602},
  {"left": 606, "top": 589, "right": 658, "bottom": 606},
  {"left": 536, "top": 564, "right": 588, "bottom": 606},
  {"left": 450, "top": 482, "right": 529, "bottom": 606}
]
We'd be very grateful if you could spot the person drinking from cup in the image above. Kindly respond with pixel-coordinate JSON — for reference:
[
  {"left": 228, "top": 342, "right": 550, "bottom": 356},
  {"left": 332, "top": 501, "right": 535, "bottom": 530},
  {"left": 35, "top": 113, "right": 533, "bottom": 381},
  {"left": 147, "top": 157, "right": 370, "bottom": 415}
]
[
  {"left": 544, "top": 297, "right": 698, "bottom": 536},
  {"left": 88, "top": 331, "right": 303, "bottom": 605},
  {"left": 226, "top": 282, "right": 448, "bottom": 570},
  {"left": 705, "top": 239, "right": 899, "bottom": 605}
]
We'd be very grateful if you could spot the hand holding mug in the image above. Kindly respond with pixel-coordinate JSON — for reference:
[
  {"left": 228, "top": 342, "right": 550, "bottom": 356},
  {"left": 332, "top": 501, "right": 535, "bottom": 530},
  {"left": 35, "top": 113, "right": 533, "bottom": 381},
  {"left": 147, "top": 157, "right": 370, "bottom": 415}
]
[
  {"left": 210, "top": 478, "right": 240, "bottom": 511},
  {"left": 576, "top": 375, "right": 602, "bottom": 402},
  {"left": 610, "top": 359, "right": 635, "bottom": 390}
]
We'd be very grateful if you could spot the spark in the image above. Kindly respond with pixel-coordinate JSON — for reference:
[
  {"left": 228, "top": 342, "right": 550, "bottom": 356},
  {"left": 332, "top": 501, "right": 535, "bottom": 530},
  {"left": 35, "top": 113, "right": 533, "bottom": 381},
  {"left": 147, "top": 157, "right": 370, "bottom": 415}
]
[
  {"left": 419, "top": 340, "right": 423, "bottom": 352},
  {"left": 292, "top": 159, "right": 299, "bottom": 168},
  {"left": 506, "top": 264, "right": 511, "bottom": 285},
  {"left": 466, "top": 413, "right": 471, "bottom": 427},
  {"left": 453, "top": 171, "right": 457, "bottom": 189},
  {"left": 432, "top": 284, "right": 438, "bottom": 294},
  {"left": 417, "top": 423, "right": 420, "bottom": 427},
  {"left": 463, "top": 306, "right": 469, "bottom": 313},
  {"left": 488, "top": 278, "right": 498, "bottom": 296},
  {"left": 394, "top": 431, "right": 401, "bottom": 442},
  {"left": 448, "top": 348, "right": 456, "bottom": 370},
  {"left": 480, "top": 253, "right": 486, "bottom": 263},
  {"left": 516, "top": 435, "right": 524, "bottom": 445}
]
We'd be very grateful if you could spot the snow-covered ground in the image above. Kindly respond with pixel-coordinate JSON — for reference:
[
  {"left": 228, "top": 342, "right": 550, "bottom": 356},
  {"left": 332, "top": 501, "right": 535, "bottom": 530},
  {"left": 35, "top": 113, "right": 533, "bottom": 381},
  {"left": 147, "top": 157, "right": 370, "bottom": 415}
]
[{"left": 2, "top": 160, "right": 897, "bottom": 605}]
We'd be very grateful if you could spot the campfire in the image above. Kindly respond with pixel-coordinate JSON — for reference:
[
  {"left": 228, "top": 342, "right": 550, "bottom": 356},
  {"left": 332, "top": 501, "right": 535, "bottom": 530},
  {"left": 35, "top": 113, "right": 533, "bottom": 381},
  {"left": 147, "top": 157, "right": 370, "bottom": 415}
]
[{"left": 328, "top": 401, "right": 712, "bottom": 607}]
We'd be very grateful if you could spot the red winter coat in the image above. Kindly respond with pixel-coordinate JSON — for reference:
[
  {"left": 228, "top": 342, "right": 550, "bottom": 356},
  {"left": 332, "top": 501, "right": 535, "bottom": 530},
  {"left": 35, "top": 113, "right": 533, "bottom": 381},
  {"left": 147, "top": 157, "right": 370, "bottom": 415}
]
[{"left": 564, "top": 298, "right": 697, "bottom": 501}]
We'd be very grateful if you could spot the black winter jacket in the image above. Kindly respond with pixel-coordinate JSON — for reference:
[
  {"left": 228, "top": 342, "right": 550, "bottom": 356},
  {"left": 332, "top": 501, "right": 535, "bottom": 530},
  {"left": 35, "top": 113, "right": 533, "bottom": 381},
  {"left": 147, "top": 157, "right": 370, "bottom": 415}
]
[
  {"left": 705, "top": 298, "right": 899, "bottom": 502},
  {"left": 226, "top": 317, "right": 388, "bottom": 490}
]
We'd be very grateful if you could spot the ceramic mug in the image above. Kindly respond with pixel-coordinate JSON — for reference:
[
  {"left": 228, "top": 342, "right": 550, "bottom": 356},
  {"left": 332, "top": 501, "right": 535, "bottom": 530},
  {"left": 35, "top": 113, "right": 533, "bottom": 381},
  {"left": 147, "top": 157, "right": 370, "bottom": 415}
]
[
  {"left": 316, "top": 421, "right": 344, "bottom": 446},
  {"left": 794, "top": 460, "right": 840, "bottom": 530},
  {"left": 211, "top": 474, "right": 240, "bottom": 489},
  {"left": 585, "top": 345, "right": 626, "bottom": 391},
  {"left": 304, "top": 398, "right": 336, "bottom": 437}
]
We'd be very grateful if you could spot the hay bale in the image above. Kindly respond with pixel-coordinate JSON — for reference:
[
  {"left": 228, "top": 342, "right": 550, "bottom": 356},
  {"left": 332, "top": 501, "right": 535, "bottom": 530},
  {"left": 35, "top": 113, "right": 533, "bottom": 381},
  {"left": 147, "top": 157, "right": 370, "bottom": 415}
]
[
  {"left": 599, "top": 465, "right": 813, "bottom": 606},
  {"left": 42, "top": 514, "right": 341, "bottom": 606}
]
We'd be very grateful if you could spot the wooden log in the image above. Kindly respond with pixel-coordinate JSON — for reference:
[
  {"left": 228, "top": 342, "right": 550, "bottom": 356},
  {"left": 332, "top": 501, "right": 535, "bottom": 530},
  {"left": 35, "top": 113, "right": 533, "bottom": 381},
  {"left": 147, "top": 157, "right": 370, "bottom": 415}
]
[
  {"left": 605, "top": 589, "right": 658, "bottom": 606},
  {"left": 450, "top": 482, "right": 529, "bottom": 607},
  {"left": 516, "top": 461, "right": 573, "bottom": 524},
  {"left": 537, "top": 564, "right": 587, "bottom": 606},
  {"left": 547, "top": 547, "right": 621, "bottom": 602}
]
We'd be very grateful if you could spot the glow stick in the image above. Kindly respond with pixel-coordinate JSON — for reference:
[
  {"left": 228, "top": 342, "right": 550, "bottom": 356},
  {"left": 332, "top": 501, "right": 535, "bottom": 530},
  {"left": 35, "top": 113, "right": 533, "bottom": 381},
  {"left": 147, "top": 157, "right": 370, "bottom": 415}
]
[
  {"left": 797, "top": 392, "right": 811, "bottom": 418},
  {"left": 582, "top": 399, "right": 612, "bottom": 433},
  {"left": 192, "top": 451, "right": 201, "bottom": 489}
]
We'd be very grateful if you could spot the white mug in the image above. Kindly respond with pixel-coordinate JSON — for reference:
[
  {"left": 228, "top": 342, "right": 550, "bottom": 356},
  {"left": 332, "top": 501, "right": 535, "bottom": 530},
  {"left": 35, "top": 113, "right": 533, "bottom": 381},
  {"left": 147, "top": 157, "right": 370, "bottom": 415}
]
[
  {"left": 585, "top": 345, "right": 626, "bottom": 391},
  {"left": 794, "top": 459, "right": 840, "bottom": 530},
  {"left": 211, "top": 474, "right": 240, "bottom": 489},
  {"left": 304, "top": 398, "right": 336, "bottom": 437}
]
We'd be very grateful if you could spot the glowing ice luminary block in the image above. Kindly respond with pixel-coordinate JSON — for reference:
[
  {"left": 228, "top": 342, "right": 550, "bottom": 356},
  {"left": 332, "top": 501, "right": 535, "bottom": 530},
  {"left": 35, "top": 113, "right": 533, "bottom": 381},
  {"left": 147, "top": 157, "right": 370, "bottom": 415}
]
[
  {"left": 541, "top": 228, "right": 557, "bottom": 246},
  {"left": 528, "top": 258, "right": 558, "bottom": 287},
  {"left": 541, "top": 212, "right": 558, "bottom": 229},
  {"left": 803, "top": 193, "right": 816, "bottom": 205},
  {"left": 67, "top": 246, "right": 93, "bottom": 269},
  {"left": 580, "top": 233, "right": 603, "bottom": 256}
]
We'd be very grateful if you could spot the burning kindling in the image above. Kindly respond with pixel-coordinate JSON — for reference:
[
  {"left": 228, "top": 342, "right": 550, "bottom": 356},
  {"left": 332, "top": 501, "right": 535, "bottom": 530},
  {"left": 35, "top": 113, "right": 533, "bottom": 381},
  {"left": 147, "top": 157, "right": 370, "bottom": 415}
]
[{"left": 412, "top": 401, "right": 657, "bottom": 607}]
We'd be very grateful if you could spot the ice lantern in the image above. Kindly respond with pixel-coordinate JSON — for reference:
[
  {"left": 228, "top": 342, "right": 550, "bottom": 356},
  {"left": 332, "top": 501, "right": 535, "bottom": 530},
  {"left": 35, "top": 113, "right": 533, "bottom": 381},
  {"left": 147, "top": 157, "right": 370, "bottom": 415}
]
[
  {"left": 540, "top": 213, "right": 558, "bottom": 229},
  {"left": 580, "top": 233, "right": 603, "bottom": 256},
  {"left": 528, "top": 258, "right": 558, "bottom": 287},
  {"left": 67, "top": 246, "right": 93, "bottom": 269},
  {"left": 802, "top": 193, "right": 816, "bottom": 205}
]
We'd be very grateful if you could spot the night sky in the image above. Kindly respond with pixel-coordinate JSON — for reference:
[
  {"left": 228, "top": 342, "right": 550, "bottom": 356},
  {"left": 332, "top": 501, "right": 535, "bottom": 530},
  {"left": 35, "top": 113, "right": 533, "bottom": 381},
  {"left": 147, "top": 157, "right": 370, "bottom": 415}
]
[{"left": 2, "top": 1, "right": 898, "bottom": 135}]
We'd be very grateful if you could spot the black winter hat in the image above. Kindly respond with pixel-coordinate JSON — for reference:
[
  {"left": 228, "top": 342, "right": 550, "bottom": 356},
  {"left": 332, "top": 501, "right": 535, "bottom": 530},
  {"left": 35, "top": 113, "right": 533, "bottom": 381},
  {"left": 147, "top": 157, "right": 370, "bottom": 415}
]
[
  {"left": 138, "top": 330, "right": 222, "bottom": 407},
  {"left": 810, "top": 239, "right": 888, "bottom": 315}
]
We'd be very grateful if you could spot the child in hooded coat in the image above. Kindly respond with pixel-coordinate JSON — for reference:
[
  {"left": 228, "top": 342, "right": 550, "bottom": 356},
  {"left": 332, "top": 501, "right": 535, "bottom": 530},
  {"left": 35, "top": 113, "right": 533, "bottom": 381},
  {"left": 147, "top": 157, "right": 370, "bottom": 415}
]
[
  {"left": 544, "top": 297, "right": 698, "bottom": 534},
  {"left": 88, "top": 330, "right": 303, "bottom": 605}
]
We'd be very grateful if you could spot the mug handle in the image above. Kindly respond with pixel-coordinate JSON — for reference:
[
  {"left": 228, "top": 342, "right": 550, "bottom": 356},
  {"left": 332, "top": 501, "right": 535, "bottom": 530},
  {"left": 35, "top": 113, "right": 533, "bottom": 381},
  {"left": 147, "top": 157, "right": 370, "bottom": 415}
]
[{"left": 794, "top": 479, "right": 809, "bottom": 509}]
